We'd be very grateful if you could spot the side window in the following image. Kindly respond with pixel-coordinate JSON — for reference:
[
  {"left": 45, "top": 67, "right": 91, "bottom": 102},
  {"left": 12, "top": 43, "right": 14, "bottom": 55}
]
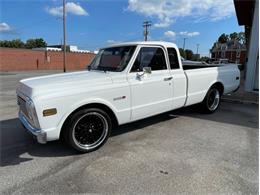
[
  {"left": 131, "top": 47, "right": 167, "bottom": 72},
  {"left": 167, "top": 48, "right": 180, "bottom": 69}
]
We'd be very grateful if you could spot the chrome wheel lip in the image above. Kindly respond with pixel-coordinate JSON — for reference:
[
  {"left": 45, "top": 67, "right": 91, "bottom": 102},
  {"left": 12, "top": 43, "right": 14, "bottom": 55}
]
[
  {"left": 72, "top": 112, "right": 108, "bottom": 150},
  {"left": 207, "top": 89, "right": 220, "bottom": 111}
]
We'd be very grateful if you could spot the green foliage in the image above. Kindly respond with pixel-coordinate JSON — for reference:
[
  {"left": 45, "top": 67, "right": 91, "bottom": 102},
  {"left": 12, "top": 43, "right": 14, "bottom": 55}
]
[
  {"left": 178, "top": 48, "right": 185, "bottom": 58},
  {"left": 200, "top": 56, "right": 210, "bottom": 62},
  {"left": 238, "top": 32, "right": 245, "bottom": 44},
  {"left": 217, "top": 32, "right": 245, "bottom": 44},
  {"left": 179, "top": 48, "right": 196, "bottom": 60},
  {"left": 0, "top": 38, "right": 47, "bottom": 49},
  {"left": 184, "top": 49, "right": 193, "bottom": 60},
  {"left": 230, "top": 32, "right": 238, "bottom": 40},
  {"left": 25, "top": 38, "right": 47, "bottom": 49},
  {"left": 0, "top": 39, "right": 25, "bottom": 48},
  {"left": 218, "top": 33, "right": 229, "bottom": 43}
]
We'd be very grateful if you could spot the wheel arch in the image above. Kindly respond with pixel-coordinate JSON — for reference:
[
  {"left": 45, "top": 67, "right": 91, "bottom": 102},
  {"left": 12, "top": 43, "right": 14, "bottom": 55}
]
[
  {"left": 211, "top": 81, "right": 224, "bottom": 95},
  {"left": 59, "top": 102, "right": 119, "bottom": 139},
  {"left": 201, "top": 81, "right": 224, "bottom": 102}
]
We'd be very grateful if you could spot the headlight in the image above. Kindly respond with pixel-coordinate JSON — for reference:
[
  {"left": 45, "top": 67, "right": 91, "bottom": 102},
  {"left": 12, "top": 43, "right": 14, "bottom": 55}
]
[{"left": 26, "top": 99, "right": 40, "bottom": 129}]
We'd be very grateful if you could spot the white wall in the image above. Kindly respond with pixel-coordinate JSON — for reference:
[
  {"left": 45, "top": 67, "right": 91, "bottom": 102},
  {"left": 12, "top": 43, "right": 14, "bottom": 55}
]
[{"left": 245, "top": 0, "right": 259, "bottom": 92}]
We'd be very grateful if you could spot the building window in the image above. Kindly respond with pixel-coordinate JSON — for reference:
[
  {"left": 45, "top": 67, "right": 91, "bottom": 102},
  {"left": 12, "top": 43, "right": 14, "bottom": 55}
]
[
  {"left": 236, "top": 50, "right": 241, "bottom": 58},
  {"left": 221, "top": 51, "right": 225, "bottom": 58}
]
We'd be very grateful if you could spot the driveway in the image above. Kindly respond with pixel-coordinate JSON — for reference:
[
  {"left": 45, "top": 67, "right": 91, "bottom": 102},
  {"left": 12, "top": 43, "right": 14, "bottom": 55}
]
[{"left": 0, "top": 71, "right": 258, "bottom": 194}]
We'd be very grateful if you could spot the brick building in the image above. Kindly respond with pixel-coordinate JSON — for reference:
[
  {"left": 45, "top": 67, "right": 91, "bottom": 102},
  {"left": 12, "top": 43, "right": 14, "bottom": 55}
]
[
  {"left": 0, "top": 48, "right": 95, "bottom": 71},
  {"left": 210, "top": 40, "right": 247, "bottom": 65}
]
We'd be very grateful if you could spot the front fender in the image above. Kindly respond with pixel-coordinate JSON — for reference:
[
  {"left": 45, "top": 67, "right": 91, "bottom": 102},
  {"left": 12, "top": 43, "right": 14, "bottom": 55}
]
[{"left": 56, "top": 98, "right": 119, "bottom": 136}]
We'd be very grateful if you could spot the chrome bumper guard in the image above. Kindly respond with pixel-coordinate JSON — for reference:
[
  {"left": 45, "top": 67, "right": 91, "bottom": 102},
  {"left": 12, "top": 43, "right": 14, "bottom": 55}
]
[{"left": 19, "top": 111, "right": 47, "bottom": 144}]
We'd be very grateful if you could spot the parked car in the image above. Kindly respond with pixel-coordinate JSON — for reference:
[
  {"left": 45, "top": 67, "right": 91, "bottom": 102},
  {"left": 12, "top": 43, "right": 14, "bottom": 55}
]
[
  {"left": 17, "top": 41, "right": 240, "bottom": 153},
  {"left": 212, "top": 58, "right": 230, "bottom": 64},
  {"left": 211, "top": 58, "right": 243, "bottom": 70}
]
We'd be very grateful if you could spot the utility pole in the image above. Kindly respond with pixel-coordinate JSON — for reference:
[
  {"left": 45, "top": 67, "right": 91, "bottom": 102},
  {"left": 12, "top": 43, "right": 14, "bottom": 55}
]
[
  {"left": 196, "top": 43, "right": 200, "bottom": 54},
  {"left": 182, "top": 38, "right": 187, "bottom": 50},
  {"left": 63, "top": 0, "right": 66, "bottom": 72},
  {"left": 143, "top": 21, "right": 151, "bottom": 41}
]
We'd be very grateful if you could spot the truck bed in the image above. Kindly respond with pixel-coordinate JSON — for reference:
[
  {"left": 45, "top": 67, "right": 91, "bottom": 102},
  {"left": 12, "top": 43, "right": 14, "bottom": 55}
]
[
  {"left": 183, "top": 64, "right": 240, "bottom": 107},
  {"left": 182, "top": 61, "right": 219, "bottom": 70}
]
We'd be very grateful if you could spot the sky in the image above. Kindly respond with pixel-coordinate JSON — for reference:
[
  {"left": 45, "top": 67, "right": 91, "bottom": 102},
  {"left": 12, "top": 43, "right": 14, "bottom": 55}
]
[{"left": 0, "top": 0, "right": 244, "bottom": 56}]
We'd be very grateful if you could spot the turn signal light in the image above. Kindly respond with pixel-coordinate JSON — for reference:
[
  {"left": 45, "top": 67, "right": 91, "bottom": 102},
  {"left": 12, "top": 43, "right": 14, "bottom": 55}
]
[{"left": 43, "top": 108, "right": 57, "bottom": 117}]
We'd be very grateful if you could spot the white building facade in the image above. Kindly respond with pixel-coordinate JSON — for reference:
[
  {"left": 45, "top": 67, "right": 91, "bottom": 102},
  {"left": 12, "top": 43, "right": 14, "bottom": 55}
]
[{"left": 234, "top": 0, "right": 259, "bottom": 92}]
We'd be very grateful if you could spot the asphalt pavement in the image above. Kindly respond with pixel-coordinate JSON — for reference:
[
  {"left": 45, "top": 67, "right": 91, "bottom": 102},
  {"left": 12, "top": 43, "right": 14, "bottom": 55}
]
[{"left": 0, "top": 71, "right": 258, "bottom": 194}]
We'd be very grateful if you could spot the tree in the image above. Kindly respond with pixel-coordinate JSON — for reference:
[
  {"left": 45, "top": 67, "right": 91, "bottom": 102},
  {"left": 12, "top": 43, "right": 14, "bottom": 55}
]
[
  {"left": 238, "top": 32, "right": 245, "bottom": 44},
  {"left": 230, "top": 32, "right": 238, "bottom": 40},
  {"left": 185, "top": 49, "right": 194, "bottom": 60},
  {"left": 0, "top": 39, "right": 25, "bottom": 48},
  {"left": 178, "top": 48, "right": 185, "bottom": 58},
  {"left": 200, "top": 56, "right": 210, "bottom": 62},
  {"left": 218, "top": 33, "right": 229, "bottom": 43},
  {"left": 0, "top": 38, "right": 47, "bottom": 49},
  {"left": 25, "top": 38, "right": 47, "bottom": 49},
  {"left": 216, "top": 32, "right": 245, "bottom": 44}
]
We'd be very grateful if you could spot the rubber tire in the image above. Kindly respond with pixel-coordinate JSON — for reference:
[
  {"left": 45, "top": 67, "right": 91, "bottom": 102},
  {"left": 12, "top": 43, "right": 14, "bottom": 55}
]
[
  {"left": 200, "top": 86, "right": 221, "bottom": 114},
  {"left": 63, "top": 108, "right": 112, "bottom": 153}
]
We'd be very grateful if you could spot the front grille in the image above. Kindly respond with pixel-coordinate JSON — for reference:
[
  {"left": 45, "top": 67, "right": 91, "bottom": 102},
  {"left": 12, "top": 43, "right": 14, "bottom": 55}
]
[{"left": 17, "top": 96, "right": 29, "bottom": 118}]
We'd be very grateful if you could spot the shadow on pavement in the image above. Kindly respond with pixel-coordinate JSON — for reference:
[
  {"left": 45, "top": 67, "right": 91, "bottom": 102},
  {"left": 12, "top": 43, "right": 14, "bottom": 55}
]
[
  {"left": 0, "top": 113, "right": 177, "bottom": 167},
  {"left": 174, "top": 102, "right": 259, "bottom": 129},
  {"left": 0, "top": 102, "right": 258, "bottom": 167}
]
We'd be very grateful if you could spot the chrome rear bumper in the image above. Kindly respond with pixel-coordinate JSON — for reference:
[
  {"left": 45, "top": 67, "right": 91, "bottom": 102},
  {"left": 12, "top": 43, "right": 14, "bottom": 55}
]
[{"left": 19, "top": 111, "right": 46, "bottom": 144}]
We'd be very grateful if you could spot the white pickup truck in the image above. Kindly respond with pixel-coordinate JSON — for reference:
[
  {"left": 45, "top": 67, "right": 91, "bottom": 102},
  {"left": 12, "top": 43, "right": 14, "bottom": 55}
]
[{"left": 17, "top": 41, "right": 240, "bottom": 152}]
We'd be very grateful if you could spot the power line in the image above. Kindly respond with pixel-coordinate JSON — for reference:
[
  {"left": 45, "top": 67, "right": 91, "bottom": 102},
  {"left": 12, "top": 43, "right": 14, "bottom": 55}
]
[
  {"left": 77, "top": 34, "right": 143, "bottom": 50},
  {"left": 143, "top": 21, "right": 151, "bottom": 41}
]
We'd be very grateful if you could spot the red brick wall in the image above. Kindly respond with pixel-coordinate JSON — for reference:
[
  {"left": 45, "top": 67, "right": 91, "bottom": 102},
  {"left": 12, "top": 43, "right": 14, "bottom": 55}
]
[
  {"left": 0, "top": 48, "right": 95, "bottom": 71},
  {"left": 211, "top": 50, "right": 246, "bottom": 64}
]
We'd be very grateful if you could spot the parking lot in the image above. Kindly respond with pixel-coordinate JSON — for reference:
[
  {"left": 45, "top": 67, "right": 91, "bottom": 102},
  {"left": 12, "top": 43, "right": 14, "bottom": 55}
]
[{"left": 0, "top": 71, "right": 258, "bottom": 194}]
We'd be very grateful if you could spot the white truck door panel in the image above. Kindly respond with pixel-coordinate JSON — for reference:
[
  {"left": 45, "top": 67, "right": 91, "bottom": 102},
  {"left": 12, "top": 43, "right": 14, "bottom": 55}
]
[
  {"left": 171, "top": 70, "right": 187, "bottom": 109},
  {"left": 128, "top": 70, "right": 173, "bottom": 120},
  {"left": 128, "top": 46, "right": 173, "bottom": 121}
]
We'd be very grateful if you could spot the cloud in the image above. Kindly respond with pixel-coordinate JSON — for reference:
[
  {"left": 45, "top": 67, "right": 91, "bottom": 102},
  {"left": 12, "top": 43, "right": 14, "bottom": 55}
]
[
  {"left": 0, "top": 22, "right": 12, "bottom": 33},
  {"left": 107, "top": 40, "right": 117, "bottom": 44},
  {"left": 107, "top": 40, "right": 124, "bottom": 44},
  {"left": 163, "top": 30, "right": 200, "bottom": 41},
  {"left": 46, "top": 2, "right": 88, "bottom": 17},
  {"left": 164, "top": 31, "right": 176, "bottom": 39},
  {"left": 127, "top": 0, "right": 234, "bottom": 28},
  {"left": 179, "top": 31, "right": 200, "bottom": 37}
]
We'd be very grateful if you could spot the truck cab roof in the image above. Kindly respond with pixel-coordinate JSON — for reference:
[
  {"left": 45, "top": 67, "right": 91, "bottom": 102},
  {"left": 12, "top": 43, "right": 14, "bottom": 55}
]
[{"left": 102, "top": 41, "right": 178, "bottom": 49}]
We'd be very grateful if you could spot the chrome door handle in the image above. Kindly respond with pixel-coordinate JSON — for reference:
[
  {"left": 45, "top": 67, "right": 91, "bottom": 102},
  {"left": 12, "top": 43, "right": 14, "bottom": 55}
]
[{"left": 164, "top": 77, "right": 173, "bottom": 81}]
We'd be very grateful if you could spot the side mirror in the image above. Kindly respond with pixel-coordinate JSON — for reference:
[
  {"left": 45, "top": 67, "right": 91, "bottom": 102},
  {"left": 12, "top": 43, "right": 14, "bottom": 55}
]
[
  {"left": 136, "top": 67, "right": 152, "bottom": 79},
  {"left": 143, "top": 67, "right": 152, "bottom": 74}
]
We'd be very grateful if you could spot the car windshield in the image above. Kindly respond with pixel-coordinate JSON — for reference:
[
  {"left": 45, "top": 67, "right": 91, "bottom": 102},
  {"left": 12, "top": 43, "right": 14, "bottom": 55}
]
[{"left": 88, "top": 46, "right": 136, "bottom": 72}]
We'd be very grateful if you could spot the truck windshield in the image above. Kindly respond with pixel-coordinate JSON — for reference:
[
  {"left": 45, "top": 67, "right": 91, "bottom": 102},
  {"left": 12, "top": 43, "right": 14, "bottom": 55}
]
[{"left": 88, "top": 46, "right": 136, "bottom": 72}]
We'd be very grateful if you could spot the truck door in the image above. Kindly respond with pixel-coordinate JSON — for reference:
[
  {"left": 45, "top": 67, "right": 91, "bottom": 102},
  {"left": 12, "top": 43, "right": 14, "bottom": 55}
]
[
  {"left": 167, "top": 47, "right": 187, "bottom": 109},
  {"left": 128, "top": 46, "right": 174, "bottom": 121}
]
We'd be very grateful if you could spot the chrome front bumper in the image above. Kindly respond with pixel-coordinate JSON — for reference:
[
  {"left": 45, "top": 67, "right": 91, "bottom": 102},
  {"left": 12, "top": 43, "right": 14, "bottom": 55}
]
[{"left": 19, "top": 111, "right": 47, "bottom": 144}]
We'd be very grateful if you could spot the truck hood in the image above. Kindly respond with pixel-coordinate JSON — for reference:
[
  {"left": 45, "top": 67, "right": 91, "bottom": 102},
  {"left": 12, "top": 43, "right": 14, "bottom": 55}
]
[{"left": 17, "top": 70, "right": 113, "bottom": 98}]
